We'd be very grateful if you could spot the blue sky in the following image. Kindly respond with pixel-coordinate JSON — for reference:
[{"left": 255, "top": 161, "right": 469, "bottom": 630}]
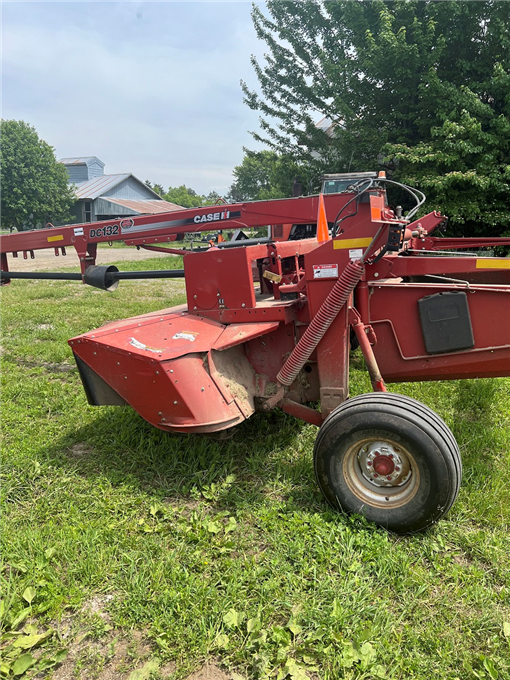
[{"left": 2, "top": 1, "right": 267, "bottom": 195}]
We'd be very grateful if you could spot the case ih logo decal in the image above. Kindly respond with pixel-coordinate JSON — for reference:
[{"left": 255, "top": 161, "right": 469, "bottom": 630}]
[
  {"left": 193, "top": 210, "right": 230, "bottom": 224},
  {"left": 120, "top": 211, "right": 241, "bottom": 234}
]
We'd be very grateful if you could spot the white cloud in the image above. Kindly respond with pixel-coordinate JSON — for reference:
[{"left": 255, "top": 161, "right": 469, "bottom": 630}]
[{"left": 2, "top": 1, "right": 266, "bottom": 195}]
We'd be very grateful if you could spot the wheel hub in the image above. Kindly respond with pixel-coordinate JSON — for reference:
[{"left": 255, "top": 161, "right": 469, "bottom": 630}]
[
  {"left": 372, "top": 454, "right": 395, "bottom": 476},
  {"left": 357, "top": 441, "right": 411, "bottom": 487}
]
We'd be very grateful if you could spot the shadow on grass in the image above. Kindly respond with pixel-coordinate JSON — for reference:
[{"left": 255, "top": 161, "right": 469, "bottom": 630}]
[
  {"left": 40, "top": 402, "right": 324, "bottom": 514},
  {"left": 450, "top": 379, "right": 507, "bottom": 468},
  {"left": 28, "top": 374, "right": 510, "bottom": 530}
]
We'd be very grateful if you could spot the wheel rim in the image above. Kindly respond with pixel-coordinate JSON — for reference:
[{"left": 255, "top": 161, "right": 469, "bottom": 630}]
[{"left": 341, "top": 437, "right": 420, "bottom": 509}]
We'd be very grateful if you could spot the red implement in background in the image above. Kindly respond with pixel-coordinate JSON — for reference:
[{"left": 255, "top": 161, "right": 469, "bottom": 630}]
[{"left": 2, "top": 175, "right": 510, "bottom": 534}]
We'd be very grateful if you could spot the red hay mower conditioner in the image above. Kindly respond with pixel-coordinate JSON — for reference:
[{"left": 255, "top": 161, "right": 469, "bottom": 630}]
[{"left": 2, "top": 174, "right": 510, "bottom": 533}]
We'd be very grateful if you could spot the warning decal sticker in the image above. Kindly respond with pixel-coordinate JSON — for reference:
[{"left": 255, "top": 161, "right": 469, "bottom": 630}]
[
  {"left": 349, "top": 248, "right": 364, "bottom": 261},
  {"left": 172, "top": 331, "right": 198, "bottom": 342},
  {"left": 313, "top": 264, "right": 339, "bottom": 279},
  {"left": 128, "top": 337, "right": 165, "bottom": 353}
]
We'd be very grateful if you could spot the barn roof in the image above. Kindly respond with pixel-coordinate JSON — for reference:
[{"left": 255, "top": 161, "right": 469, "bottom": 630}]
[
  {"left": 100, "top": 198, "right": 183, "bottom": 214},
  {"left": 59, "top": 156, "right": 104, "bottom": 167},
  {"left": 74, "top": 174, "right": 133, "bottom": 199}
]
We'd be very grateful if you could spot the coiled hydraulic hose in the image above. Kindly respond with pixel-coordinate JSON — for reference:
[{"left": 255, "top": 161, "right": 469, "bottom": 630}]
[{"left": 277, "top": 259, "right": 365, "bottom": 386}]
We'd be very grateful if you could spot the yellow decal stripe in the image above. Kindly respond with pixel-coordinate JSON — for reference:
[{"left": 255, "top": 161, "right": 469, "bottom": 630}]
[
  {"left": 476, "top": 258, "right": 510, "bottom": 269},
  {"left": 333, "top": 237, "right": 372, "bottom": 250},
  {"left": 47, "top": 235, "right": 64, "bottom": 243}
]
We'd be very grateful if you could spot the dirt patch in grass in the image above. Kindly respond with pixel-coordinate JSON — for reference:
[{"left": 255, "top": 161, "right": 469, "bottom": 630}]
[
  {"left": 49, "top": 603, "right": 158, "bottom": 680},
  {"left": 50, "top": 631, "right": 154, "bottom": 680},
  {"left": 81, "top": 594, "right": 115, "bottom": 620},
  {"left": 47, "top": 630, "right": 236, "bottom": 680},
  {"left": 51, "top": 596, "right": 234, "bottom": 679},
  {"left": 159, "top": 662, "right": 178, "bottom": 678},
  {"left": 186, "top": 663, "right": 232, "bottom": 680},
  {"left": 68, "top": 443, "right": 95, "bottom": 459},
  {"left": 164, "top": 496, "right": 201, "bottom": 514},
  {"left": 452, "top": 552, "right": 475, "bottom": 568}
]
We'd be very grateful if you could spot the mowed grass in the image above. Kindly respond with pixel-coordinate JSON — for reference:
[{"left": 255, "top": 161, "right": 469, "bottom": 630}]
[{"left": 1, "top": 255, "right": 509, "bottom": 680}]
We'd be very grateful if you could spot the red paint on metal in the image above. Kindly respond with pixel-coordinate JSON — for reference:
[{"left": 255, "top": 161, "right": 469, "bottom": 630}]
[
  {"left": 0, "top": 193, "right": 355, "bottom": 275},
  {"left": 212, "top": 322, "right": 280, "bottom": 351},
  {"left": 349, "top": 307, "right": 387, "bottom": 392},
  {"left": 0, "top": 253, "right": 9, "bottom": 283},
  {"left": 2, "top": 182, "right": 510, "bottom": 433},
  {"left": 69, "top": 309, "right": 261, "bottom": 433},
  {"left": 277, "top": 260, "right": 364, "bottom": 386},
  {"left": 373, "top": 456, "right": 395, "bottom": 476},
  {"left": 367, "top": 282, "right": 510, "bottom": 381},
  {"left": 280, "top": 398, "right": 323, "bottom": 426}
]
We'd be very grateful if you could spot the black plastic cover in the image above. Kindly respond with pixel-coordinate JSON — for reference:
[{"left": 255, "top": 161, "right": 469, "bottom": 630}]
[
  {"left": 74, "top": 355, "right": 126, "bottom": 406},
  {"left": 83, "top": 265, "right": 119, "bottom": 291},
  {"left": 418, "top": 291, "right": 474, "bottom": 355}
]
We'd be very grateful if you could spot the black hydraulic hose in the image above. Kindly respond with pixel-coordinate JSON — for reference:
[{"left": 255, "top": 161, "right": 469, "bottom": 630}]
[
  {"left": 112, "top": 270, "right": 185, "bottom": 279},
  {"left": 377, "top": 178, "right": 426, "bottom": 220},
  {"left": 331, "top": 177, "right": 426, "bottom": 237},
  {"left": 0, "top": 271, "right": 83, "bottom": 280},
  {"left": 1, "top": 269, "right": 186, "bottom": 281},
  {"left": 332, "top": 179, "right": 376, "bottom": 236},
  {"left": 216, "top": 237, "right": 272, "bottom": 249}
]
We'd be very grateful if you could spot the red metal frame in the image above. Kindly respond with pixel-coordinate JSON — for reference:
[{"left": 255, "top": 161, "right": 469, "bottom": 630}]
[
  {"left": 1, "top": 193, "right": 355, "bottom": 276},
  {"left": 2, "top": 189, "right": 509, "bottom": 433}
]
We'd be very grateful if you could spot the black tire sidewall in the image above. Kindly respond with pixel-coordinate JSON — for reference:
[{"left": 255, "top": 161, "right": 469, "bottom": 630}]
[{"left": 315, "top": 408, "right": 457, "bottom": 533}]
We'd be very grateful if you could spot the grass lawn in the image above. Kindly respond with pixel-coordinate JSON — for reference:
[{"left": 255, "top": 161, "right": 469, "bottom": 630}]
[{"left": 1, "top": 255, "right": 509, "bottom": 680}]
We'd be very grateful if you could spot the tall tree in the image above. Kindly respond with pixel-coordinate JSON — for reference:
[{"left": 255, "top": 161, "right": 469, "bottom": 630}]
[
  {"left": 1, "top": 120, "right": 76, "bottom": 232},
  {"left": 143, "top": 184, "right": 226, "bottom": 207},
  {"left": 242, "top": 1, "right": 510, "bottom": 235},
  {"left": 229, "top": 150, "right": 313, "bottom": 201},
  {"left": 164, "top": 185, "right": 204, "bottom": 208},
  {"left": 203, "top": 191, "right": 223, "bottom": 206},
  {"left": 144, "top": 180, "right": 165, "bottom": 197},
  {"left": 385, "top": 67, "right": 510, "bottom": 236}
]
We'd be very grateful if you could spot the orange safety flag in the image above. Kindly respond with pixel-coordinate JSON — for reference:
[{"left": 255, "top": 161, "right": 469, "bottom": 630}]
[{"left": 317, "top": 193, "right": 330, "bottom": 243}]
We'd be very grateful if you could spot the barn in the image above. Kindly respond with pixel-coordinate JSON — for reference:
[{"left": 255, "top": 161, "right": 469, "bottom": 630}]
[{"left": 59, "top": 157, "right": 182, "bottom": 223}]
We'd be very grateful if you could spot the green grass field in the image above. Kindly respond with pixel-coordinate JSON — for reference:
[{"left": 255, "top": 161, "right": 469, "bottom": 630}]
[{"left": 1, "top": 255, "right": 509, "bottom": 679}]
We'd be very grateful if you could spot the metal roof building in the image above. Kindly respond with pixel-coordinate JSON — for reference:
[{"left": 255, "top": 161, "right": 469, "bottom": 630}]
[{"left": 59, "top": 157, "right": 182, "bottom": 223}]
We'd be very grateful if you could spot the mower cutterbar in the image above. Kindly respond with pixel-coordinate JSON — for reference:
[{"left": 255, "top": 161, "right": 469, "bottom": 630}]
[{"left": 2, "top": 183, "right": 510, "bottom": 533}]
